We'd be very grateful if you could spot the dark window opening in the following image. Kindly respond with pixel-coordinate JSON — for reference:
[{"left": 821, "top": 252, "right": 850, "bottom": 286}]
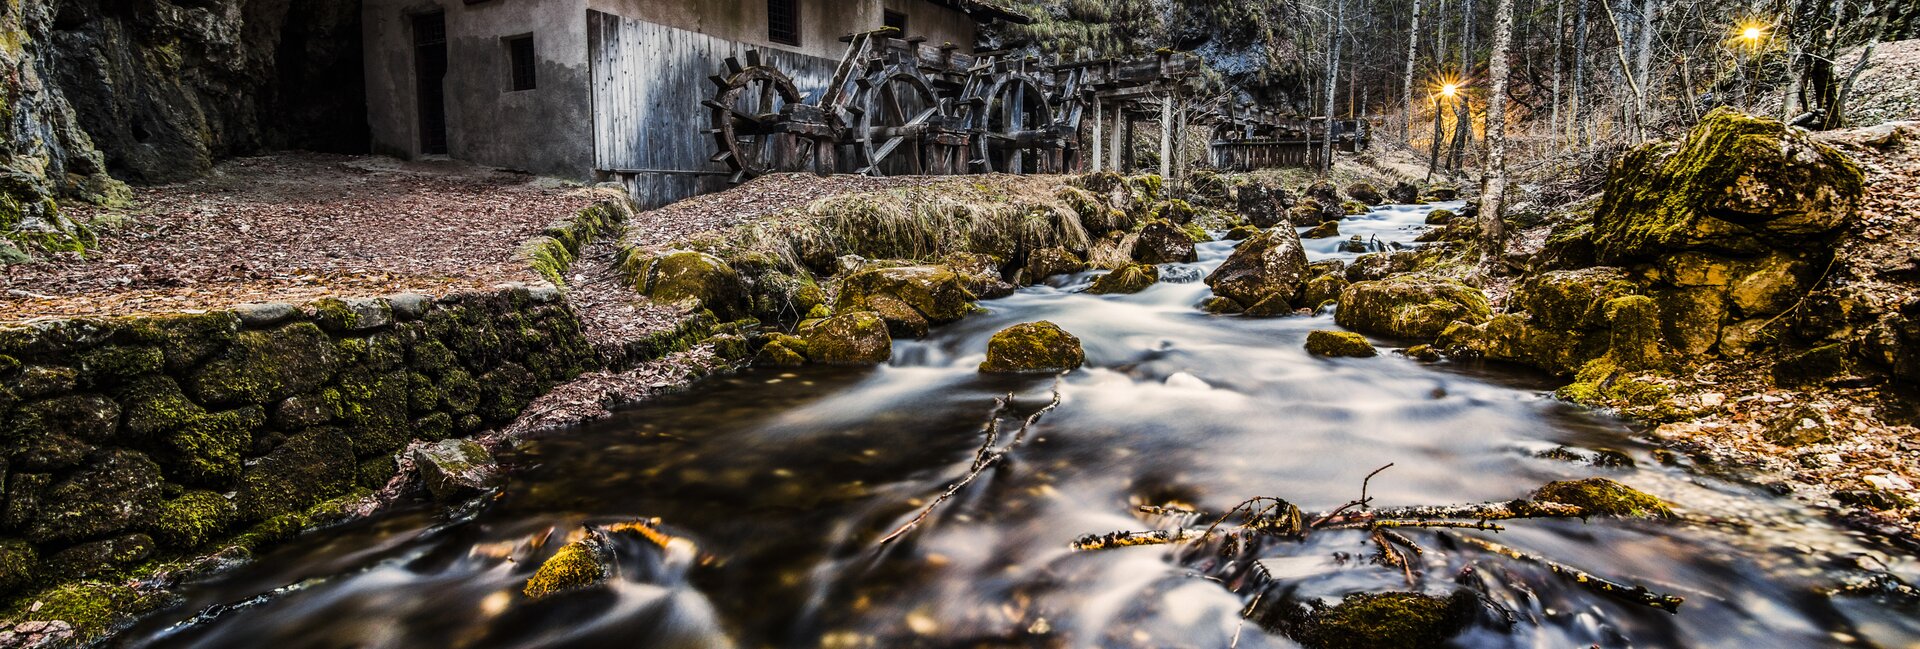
[
  {"left": 768, "top": 0, "right": 800, "bottom": 46},
  {"left": 883, "top": 10, "right": 907, "bottom": 37},
  {"left": 413, "top": 12, "right": 449, "bottom": 155},
  {"left": 507, "top": 36, "right": 537, "bottom": 91}
]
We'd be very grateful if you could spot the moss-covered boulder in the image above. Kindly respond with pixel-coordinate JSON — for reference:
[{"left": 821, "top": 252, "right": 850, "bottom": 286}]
[
  {"left": 1258, "top": 591, "right": 1478, "bottom": 649},
  {"left": 1345, "top": 183, "right": 1384, "bottom": 205},
  {"left": 1132, "top": 220, "right": 1198, "bottom": 265},
  {"left": 1387, "top": 181, "right": 1422, "bottom": 204},
  {"left": 1336, "top": 276, "right": 1492, "bottom": 340},
  {"left": 1238, "top": 182, "right": 1291, "bottom": 228},
  {"left": 524, "top": 529, "right": 614, "bottom": 599},
  {"left": 1342, "top": 200, "right": 1371, "bottom": 215},
  {"left": 1025, "top": 247, "right": 1087, "bottom": 282},
  {"left": 6, "top": 394, "right": 120, "bottom": 470},
  {"left": 836, "top": 266, "right": 977, "bottom": 332},
  {"left": 1592, "top": 107, "right": 1864, "bottom": 262},
  {"left": 1287, "top": 205, "right": 1325, "bottom": 227},
  {"left": 1533, "top": 477, "right": 1673, "bottom": 518},
  {"left": 634, "top": 251, "right": 750, "bottom": 320},
  {"left": 1423, "top": 182, "right": 1459, "bottom": 201},
  {"left": 753, "top": 333, "right": 809, "bottom": 367},
  {"left": 805, "top": 313, "right": 893, "bottom": 365},
  {"left": 1224, "top": 225, "right": 1261, "bottom": 241},
  {"left": 413, "top": 439, "right": 503, "bottom": 502},
  {"left": 1424, "top": 208, "right": 1457, "bottom": 225},
  {"left": 1152, "top": 199, "right": 1200, "bottom": 224},
  {"left": 1200, "top": 297, "right": 1245, "bottom": 314},
  {"left": 1303, "top": 221, "right": 1340, "bottom": 239},
  {"left": 1206, "top": 227, "right": 1310, "bottom": 308},
  {"left": 1306, "top": 331, "right": 1376, "bottom": 357},
  {"left": 1303, "top": 274, "right": 1350, "bottom": 309},
  {"left": 980, "top": 322, "right": 1086, "bottom": 374},
  {"left": 1088, "top": 264, "right": 1160, "bottom": 295}
]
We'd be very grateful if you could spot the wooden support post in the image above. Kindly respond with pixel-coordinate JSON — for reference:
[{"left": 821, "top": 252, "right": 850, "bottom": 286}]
[
  {"left": 1110, "top": 106, "right": 1125, "bottom": 172},
  {"left": 1159, "top": 95, "right": 1173, "bottom": 180},
  {"left": 1092, "top": 96, "right": 1105, "bottom": 173},
  {"left": 1122, "top": 113, "right": 1135, "bottom": 172},
  {"left": 1010, "top": 82, "right": 1026, "bottom": 173}
]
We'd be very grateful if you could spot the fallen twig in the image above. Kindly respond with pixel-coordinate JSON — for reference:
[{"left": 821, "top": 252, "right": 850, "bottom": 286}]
[{"left": 1445, "top": 533, "right": 1685, "bottom": 613}]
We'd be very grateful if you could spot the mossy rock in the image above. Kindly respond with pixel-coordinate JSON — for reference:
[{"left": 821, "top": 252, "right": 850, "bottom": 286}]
[
  {"left": 1206, "top": 227, "right": 1310, "bottom": 308},
  {"left": 1244, "top": 295, "right": 1296, "bottom": 317},
  {"left": 753, "top": 340, "right": 808, "bottom": 367},
  {"left": 1302, "top": 221, "right": 1340, "bottom": 239},
  {"left": 43, "top": 534, "right": 155, "bottom": 583},
  {"left": 1224, "top": 225, "right": 1261, "bottom": 241},
  {"left": 1424, "top": 208, "right": 1457, "bottom": 225},
  {"left": 71, "top": 345, "right": 163, "bottom": 388},
  {"left": 804, "top": 313, "right": 893, "bottom": 365},
  {"left": 1025, "top": 247, "right": 1087, "bottom": 282},
  {"left": 0, "top": 539, "right": 36, "bottom": 594},
  {"left": 5, "top": 394, "right": 120, "bottom": 470},
  {"left": 1088, "top": 264, "right": 1159, "bottom": 295},
  {"left": 8, "top": 580, "right": 165, "bottom": 637},
  {"left": 1423, "top": 183, "right": 1459, "bottom": 201},
  {"left": 1200, "top": 297, "right": 1244, "bottom": 314},
  {"left": 1591, "top": 107, "right": 1864, "bottom": 262},
  {"left": 1345, "top": 183, "right": 1384, "bottom": 205},
  {"left": 1306, "top": 331, "right": 1377, "bottom": 358},
  {"left": 1179, "top": 222, "right": 1213, "bottom": 243},
  {"left": 836, "top": 266, "right": 977, "bottom": 327},
  {"left": 1286, "top": 205, "right": 1324, "bottom": 227},
  {"left": 27, "top": 450, "right": 163, "bottom": 544},
  {"left": 1132, "top": 220, "right": 1198, "bottom": 265},
  {"left": 1336, "top": 276, "right": 1492, "bottom": 340},
  {"left": 236, "top": 428, "right": 356, "bottom": 522},
  {"left": 980, "top": 321, "right": 1086, "bottom": 374},
  {"left": 1257, "top": 591, "right": 1478, "bottom": 649},
  {"left": 187, "top": 322, "right": 341, "bottom": 407},
  {"left": 1341, "top": 200, "right": 1371, "bottom": 215},
  {"left": 1513, "top": 267, "right": 1642, "bottom": 333},
  {"left": 524, "top": 530, "right": 614, "bottom": 599},
  {"left": 477, "top": 362, "right": 540, "bottom": 423},
  {"left": 148, "top": 490, "right": 239, "bottom": 549},
  {"left": 1303, "top": 274, "right": 1350, "bottom": 308},
  {"left": 1533, "top": 477, "right": 1673, "bottom": 518},
  {"left": 1152, "top": 199, "right": 1200, "bottom": 224},
  {"left": 331, "top": 367, "right": 413, "bottom": 457},
  {"left": 637, "top": 251, "right": 749, "bottom": 320},
  {"left": 1728, "top": 252, "right": 1814, "bottom": 317}
]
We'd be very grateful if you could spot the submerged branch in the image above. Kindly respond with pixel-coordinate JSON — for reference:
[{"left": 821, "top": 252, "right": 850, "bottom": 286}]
[
  {"left": 878, "top": 375, "right": 1065, "bottom": 545},
  {"left": 1447, "top": 533, "right": 1685, "bottom": 613}
]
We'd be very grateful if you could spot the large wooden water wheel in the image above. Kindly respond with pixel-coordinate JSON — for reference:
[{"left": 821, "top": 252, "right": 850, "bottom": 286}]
[
  {"left": 971, "top": 71, "right": 1061, "bottom": 174},
  {"left": 705, "top": 53, "right": 830, "bottom": 182},
  {"left": 850, "top": 61, "right": 964, "bottom": 176}
]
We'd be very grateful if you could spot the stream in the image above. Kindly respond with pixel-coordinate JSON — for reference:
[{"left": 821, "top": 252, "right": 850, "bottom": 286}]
[{"left": 114, "top": 202, "right": 1920, "bottom": 648}]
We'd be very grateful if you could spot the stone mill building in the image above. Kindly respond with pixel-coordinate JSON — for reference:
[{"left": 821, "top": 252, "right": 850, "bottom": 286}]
[{"left": 361, "top": 0, "right": 1022, "bottom": 207}]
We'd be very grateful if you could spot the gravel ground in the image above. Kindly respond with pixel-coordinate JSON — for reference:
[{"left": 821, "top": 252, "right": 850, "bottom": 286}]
[{"left": 2, "top": 153, "right": 601, "bottom": 321}]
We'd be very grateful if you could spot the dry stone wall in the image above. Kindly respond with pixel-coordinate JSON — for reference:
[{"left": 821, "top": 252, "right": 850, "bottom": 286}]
[{"left": 0, "top": 285, "right": 596, "bottom": 600}]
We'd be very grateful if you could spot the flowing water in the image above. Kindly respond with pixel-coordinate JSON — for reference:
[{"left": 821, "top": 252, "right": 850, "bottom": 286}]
[{"left": 116, "top": 203, "right": 1920, "bottom": 648}]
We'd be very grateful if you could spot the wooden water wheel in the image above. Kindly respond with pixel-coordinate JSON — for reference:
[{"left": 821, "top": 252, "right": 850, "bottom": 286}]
[
  {"left": 851, "top": 61, "right": 963, "bottom": 176},
  {"left": 971, "top": 71, "right": 1060, "bottom": 174},
  {"left": 705, "top": 52, "right": 828, "bottom": 183}
]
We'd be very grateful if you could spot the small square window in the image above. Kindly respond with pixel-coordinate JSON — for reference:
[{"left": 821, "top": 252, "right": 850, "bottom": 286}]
[
  {"left": 768, "top": 0, "right": 800, "bottom": 46},
  {"left": 883, "top": 10, "right": 907, "bottom": 37},
  {"left": 507, "top": 36, "right": 536, "bottom": 91}
]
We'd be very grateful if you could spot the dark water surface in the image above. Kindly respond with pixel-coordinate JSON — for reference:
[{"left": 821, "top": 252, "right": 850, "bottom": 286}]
[{"left": 115, "top": 203, "right": 1920, "bottom": 648}]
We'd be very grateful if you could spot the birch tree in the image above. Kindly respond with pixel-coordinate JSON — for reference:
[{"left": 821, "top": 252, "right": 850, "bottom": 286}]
[
  {"left": 1322, "top": 0, "right": 1346, "bottom": 176},
  {"left": 1482, "top": 0, "right": 1516, "bottom": 261},
  {"left": 1403, "top": 0, "right": 1425, "bottom": 141}
]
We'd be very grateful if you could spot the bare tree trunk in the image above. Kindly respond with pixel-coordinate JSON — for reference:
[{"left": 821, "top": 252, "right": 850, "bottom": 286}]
[
  {"left": 1323, "top": 0, "right": 1346, "bottom": 176},
  {"left": 1634, "top": 0, "right": 1657, "bottom": 134},
  {"left": 1572, "top": 0, "right": 1591, "bottom": 143},
  {"left": 1403, "top": 0, "right": 1425, "bottom": 141},
  {"left": 1598, "top": 0, "right": 1648, "bottom": 141},
  {"left": 1550, "top": 0, "right": 1566, "bottom": 146},
  {"left": 1828, "top": 4, "right": 1888, "bottom": 129},
  {"left": 1483, "top": 0, "right": 1516, "bottom": 264},
  {"left": 1449, "top": 0, "right": 1476, "bottom": 171}
]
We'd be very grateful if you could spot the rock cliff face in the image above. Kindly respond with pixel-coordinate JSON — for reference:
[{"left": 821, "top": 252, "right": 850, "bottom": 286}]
[{"left": 1, "top": 0, "right": 365, "bottom": 255}]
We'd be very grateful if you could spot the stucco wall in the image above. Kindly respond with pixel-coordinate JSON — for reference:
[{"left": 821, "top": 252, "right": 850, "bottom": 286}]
[
  {"left": 588, "top": 0, "right": 976, "bottom": 58},
  {"left": 364, "top": 0, "right": 595, "bottom": 179}
]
